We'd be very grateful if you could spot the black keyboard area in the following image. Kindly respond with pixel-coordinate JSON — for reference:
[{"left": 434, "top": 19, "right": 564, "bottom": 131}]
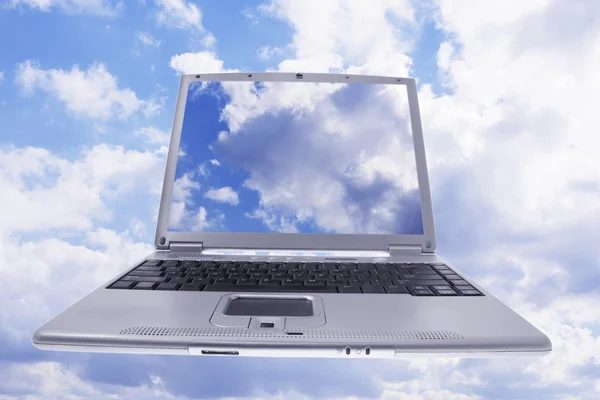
[{"left": 108, "top": 260, "right": 483, "bottom": 296}]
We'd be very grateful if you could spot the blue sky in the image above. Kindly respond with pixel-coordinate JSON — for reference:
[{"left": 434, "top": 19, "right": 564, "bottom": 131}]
[
  {"left": 168, "top": 80, "right": 423, "bottom": 234},
  {"left": 1, "top": 0, "right": 600, "bottom": 399}
]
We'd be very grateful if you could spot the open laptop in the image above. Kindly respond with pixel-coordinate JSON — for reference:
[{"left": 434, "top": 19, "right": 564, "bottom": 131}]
[{"left": 32, "top": 72, "right": 551, "bottom": 358}]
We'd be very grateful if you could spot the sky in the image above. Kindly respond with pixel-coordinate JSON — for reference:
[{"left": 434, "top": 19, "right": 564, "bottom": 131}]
[
  {"left": 168, "top": 80, "right": 423, "bottom": 234},
  {"left": 0, "top": 0, "right": 600, "bottom": 399}
]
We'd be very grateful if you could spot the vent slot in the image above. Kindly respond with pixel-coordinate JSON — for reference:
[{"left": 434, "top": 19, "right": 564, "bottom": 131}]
[
  {"left": 165, "top": 254, "right": 224, "bottom": 259},
  {"left": 119, "top": 327, "right": 463, "bottom": 340}
]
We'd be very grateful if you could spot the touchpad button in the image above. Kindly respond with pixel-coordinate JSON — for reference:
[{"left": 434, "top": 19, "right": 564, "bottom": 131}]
[{"left": 225, "top": 298, "right": 313, "bottom": 317}]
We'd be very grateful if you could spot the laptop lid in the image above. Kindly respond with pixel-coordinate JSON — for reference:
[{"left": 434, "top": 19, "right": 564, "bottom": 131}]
[{"left": 154, "top": 73, "right": 436, "bottom": 253}]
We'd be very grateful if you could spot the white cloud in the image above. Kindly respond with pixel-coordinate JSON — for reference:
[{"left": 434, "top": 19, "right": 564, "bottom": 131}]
[
  {"left": 204, "top": 186, "right": 240, "bottom": 205},
  {"left": 0, "top": 144, "right": 166, "bottom": 236},
  {"left": 168, "top": 170, "right": 223, "bottom": 230},
  {"left": 0, "top": 71, "right": 4, "bottom": 84},
  {"left": 208, "top": 80, "right": 419, "bottom": 234},
  {"left": 257, "top": 45, "right": 283, "bottom": 60},
  {"left": 202, "top": 32, "right": 217, "bottom": 48},
  {"left": 135, "top": 31, "right": 161, "bottom": 47},
  {"left": 134, "top": 126, "right": 170, "bottom": 145},
  {"left": 15, "top": 60, "right": 160, "bottom": 120},
  {"left": 0, "top": 361, "right": 176, "bottom": 399},
  {"left": 6, "top": 0, "right": 121, "bottom": 16},
  {"left": 209, "top": 159, "right": 220, "bottom": 166},
  {"left": 169, "top": 51, "right": 227, "bottom": 75},
  {"left": 154, "top": 0, "right": 203, "bottom": 31},
  {"left": 258, "top": 0, "right": 415, "bottom": 74},
  {"left": 245, "top": 208, "right": 298, "bottom": 233}
]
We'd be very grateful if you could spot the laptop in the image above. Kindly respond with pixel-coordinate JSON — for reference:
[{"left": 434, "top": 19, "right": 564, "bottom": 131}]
[{"left": 32, "top": 72, "right": 551, "bottom": 358}]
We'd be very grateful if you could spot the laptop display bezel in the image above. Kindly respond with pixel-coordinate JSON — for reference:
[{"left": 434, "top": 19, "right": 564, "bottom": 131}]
[{"left": 154, "top": 72, "right": 437, "bottom": 253}]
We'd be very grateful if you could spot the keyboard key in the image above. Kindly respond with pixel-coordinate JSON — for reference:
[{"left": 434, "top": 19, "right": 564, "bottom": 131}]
[
  {"left": 282, "top": 279, "right": 303, "bottom": 285},
  {"left": 454, "top": 285, "right": 475, "bottom": 291},
  {"left": 385, "top": 285, "right": 409, "bottom": 294},
  {"left": 203, "top": 285, "right": 337, "bottom": 293},
  {"left": 122, "top": 276, "right": 164, "bottom": 283},
  {"left": 412, "top": 289, "right": 434, "bottom": 296},
  {"left": 161, "top": 260, "right": 180, "bottom": 267},
  {"left": 179, "top": 284, "right": 203, "bottom": 291},
  {"left": 459, "top": 289, "right": 482, "bottom": 296},
  {"left": 191, "top": 278, "right": 212, "bottom": 286},
  {"left": 180, "top": 261, "right": 198, "bottom": 268},
  {"left": 133, "top": 282, "right": 157, "bottom": 290},
  {"left": 339, "top": 286, "right": 362, "bottom": 293},
  {"left": 156, "top": 282, "right": 180, "bottom": 291},
  {"left": 410, "top": 267, "right": 435, "bottom": 274},
  {"left": 436, "top": 289, "right": 458, "bottom": 295},
  {"left": 432, "top": 285, "right": 452, "bottom": 290},
  {"left": 130, "top": 270, "right": 163, "bottom": 276},
  {"left": 110, "top": 281, "right": 134, "bottom": 289},
  {"left": 443, "top": 274, "right": 462, "bottom": 280},
  {"left": 361, "top": 285, "right": 385, "bottom": 294},
  {"left": 449, "top": 280, "right": 470, "bottom": 286},
  {"left": 258, "top": 279, "right": 281, "bottom": 286},
  {"left": 135, "top": 266, "right": 164, "bottom": 271},
  {"left": 142, "top": 259, "right": 162, "bottom": 266},
  {"left": 437, "top": 270, "right": 457, "bottom": 275},
  {"left": 238, "top": 278, "right": 260, "bottom": 285},
  {"left": 169, "top": 277, "right": 191, "bottom": 285},
  {"left": 215, "top": 278, "right": 238, "bottom": 284},
  {"left": 410, "top": 279, "right": 449, "bottom": 286}
]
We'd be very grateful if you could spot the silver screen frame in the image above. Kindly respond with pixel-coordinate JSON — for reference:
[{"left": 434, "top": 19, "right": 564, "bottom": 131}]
[{"left": 154, "top": 73, "right": 436, "bottom": 253}]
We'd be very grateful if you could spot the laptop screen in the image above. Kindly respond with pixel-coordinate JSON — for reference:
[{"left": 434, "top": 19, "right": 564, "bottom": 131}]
[{"left": 168, "top": 80, "right": 424, "bottom": 235}]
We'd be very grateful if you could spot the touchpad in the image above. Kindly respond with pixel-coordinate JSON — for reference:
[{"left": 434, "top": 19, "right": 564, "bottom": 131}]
[{"left": 225, "top": 298, "right": 313, "bottom": 317}]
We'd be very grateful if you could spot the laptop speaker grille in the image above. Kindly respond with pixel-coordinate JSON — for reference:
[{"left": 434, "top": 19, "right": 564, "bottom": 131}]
[
  {"left": 165, "top": 254, "right": 224, "bottom": 259},
  {"left": 119, "top": 327, "right": 463, "bottom": 340}
]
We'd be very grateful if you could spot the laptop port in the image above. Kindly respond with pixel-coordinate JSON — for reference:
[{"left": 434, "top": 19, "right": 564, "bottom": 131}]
[
  {"left": 286, "top": 332, "right": 303, "bottom": 336},
  {"left": 365, "top": 346, "right": 371, "bottom": 355},
  {"left": 260, "top": 322, "right": 275, "bottom": 328},
  {"left": 201, "top": 350, "right": 239, "bottom": 355},
  {"left": 345, "top": 346, "right": 351, "bottom": 355}
]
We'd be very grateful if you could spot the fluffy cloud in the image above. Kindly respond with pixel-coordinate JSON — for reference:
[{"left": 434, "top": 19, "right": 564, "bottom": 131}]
[
  {"left": 0, "top": 71, "right": 4, "bottom": 84},
  {"left": 154, "top": 0, "right": 202, "bottom": 31},
  {"left": 169, "top": 170, "right": 223, "bottom": 231},
  {"left": 257, "top": 45, "right": 283, "bottom": 60},
  {"left": 134, "top": 126, "right": 171, "bottom": 145},
  {"left": 16, "top": 61, "right": 160, "bottom": 120},
  {"left": 206, "top": 80, "right": 421, "bottom": 234},
  {"left": 135, "top": 31, "right": 161, "bottom": 48},
  {"left": 204, "top": 186, "right": 240, "bottom": 205},
  {"left": 257, "top": 0, "right": 415, "bottom": 74},
  {"left": 0, "top": 361, "right": 176, "bottom": 399},
  {"left": 169, "top": 51, "right": 227, "bottom": 75},
  {"left": 0, "top": 144, "right": 166, "bottom": 235},
  {"left": 6, "top": 0, "right": 121, "bottom": 15}
]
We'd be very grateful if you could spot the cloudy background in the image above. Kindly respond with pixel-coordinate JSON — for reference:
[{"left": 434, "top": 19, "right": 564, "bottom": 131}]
[
  {"left": 1, "top": 0, "right": 599, "bottom": 399},
  {"left": 168, "top": 80, "right": 423, "bottom": 234}
]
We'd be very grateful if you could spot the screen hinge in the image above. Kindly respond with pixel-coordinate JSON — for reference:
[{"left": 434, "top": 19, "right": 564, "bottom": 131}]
[
  {"left": 388, "top": 245, "right": 423, "bottom": 256},
  {"left": 168, "top": 242, "right": 204, "bottom": 252}
]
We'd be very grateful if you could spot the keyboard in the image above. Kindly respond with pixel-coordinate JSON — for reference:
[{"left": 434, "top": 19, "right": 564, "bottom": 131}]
[{"left": 108, "top": 260, "right": 483, "bottom": 296}]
